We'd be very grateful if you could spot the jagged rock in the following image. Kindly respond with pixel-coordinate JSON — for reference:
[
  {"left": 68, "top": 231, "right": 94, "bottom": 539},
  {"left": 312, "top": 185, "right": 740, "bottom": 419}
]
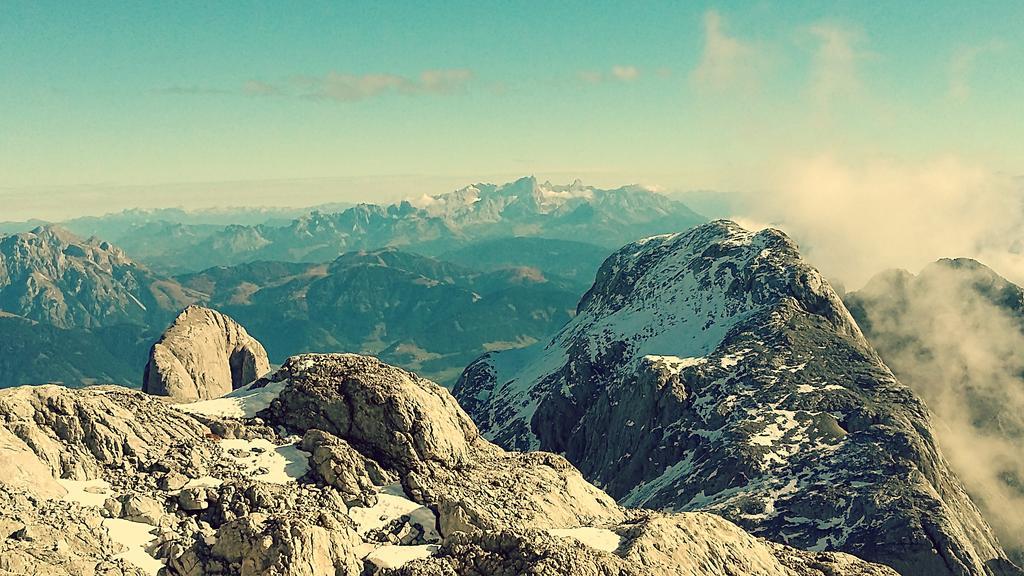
[
  {"left": 160, "top": 472, "right": 189, "bottom": 492},
  {"left": 121, "top": 493, "right": 165, "bottom": 525},
  {"left": 0, "top": 348, "right": 901, "bottom": 576},
  {"left": 0, "top": 426, "right": 66, "bottom": 499},
  {"left": 301, "top": 429, "right": 395, "bottom": 506},
  {"left": 0, "top": 483, "right": 146, "bottom": 576},
  {"left": 165, "top": 513, "right": 364, "bottom": 576},
  {"left": 379, "top": 512, "right": 898, "bottom": 576},
  {"left": 455, "top": 221, "right": 1022, "bottom": 576},
  {"left": 0, "top": 384, "right": 214, "bottom": 480},
  {"left": 261, "top": 354, "right": 479, "bottom": 472},
  {"left": 408, "top": 450, "right": 624, "bottom": 534},
  {"left": 143, "top": 306, "right": 270, "bottom": 402},
  {"left": 178, "top": 488, "right": 209, "bottom": 512}
]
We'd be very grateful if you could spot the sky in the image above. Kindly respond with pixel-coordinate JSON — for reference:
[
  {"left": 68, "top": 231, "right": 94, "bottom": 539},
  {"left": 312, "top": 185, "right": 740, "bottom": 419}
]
[{"left": 0, "top": 1, "right": 1022, "bottom": 220}]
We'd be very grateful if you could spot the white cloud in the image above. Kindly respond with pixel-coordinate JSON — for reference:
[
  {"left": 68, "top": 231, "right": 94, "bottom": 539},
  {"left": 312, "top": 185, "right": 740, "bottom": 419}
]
[
  {"left": 690, "top": 10, "right": 755, "bottom": 89},
  {"left": 807, "top": 23, "right": 864, "bottom": 107},
  {"left": 740, "top": 154, "right": 1024, "bottom": 287},
  {"left": 610, "top": 65, "right": 640, "bottom": 82},
  {"left": 259, "top": 69, "right": 477, "bottom": 102}
]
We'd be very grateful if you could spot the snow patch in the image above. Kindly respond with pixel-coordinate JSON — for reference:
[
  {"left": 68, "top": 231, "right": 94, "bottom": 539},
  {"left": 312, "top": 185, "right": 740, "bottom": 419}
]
[
  {"left": 219, "top": 438, "right": 310, "bottom": 484},
  {"left": 176, "top": 379, "right": 286, "bottom": 419},
  {"left": 103, "top": 518, "right": 163, "bottom": 575},
  {"left": 363, "top": 544, "right": 439, "bottom": 569},
  {"left": 348, "top": 483, "right": 440, "bottom": 541},
  {"left": 58, "top": 478, "right": 111, "bottom": 508},
  {"left": 644, "top": 355, "right": 707, "bottom": 375},
  {"left": 548, "top": 527, "right": 623, "bottom": 553}
]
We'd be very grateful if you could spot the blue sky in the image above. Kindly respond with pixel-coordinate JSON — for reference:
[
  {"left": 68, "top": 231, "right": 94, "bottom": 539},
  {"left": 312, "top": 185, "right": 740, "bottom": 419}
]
[{"left": 1, "top": 1, "right": 1021, "bottom": 217}]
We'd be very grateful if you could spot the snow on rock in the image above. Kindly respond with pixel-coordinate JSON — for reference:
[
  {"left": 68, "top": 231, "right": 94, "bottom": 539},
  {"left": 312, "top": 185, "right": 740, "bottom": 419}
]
[
  {"left": 103, "top": 517, "right": 163, "bottom": 575},
  {"left": 363, "top": 544, "right": 440, "bottom": 569},
  {"left": 219, "top": 437, "right": 310, "bottom": 484},
  {"left": 455, "top": 220, "right": 1018, "bottom": 576},
  {"left": 58, "top": 478, "right": 111, "bottom": 508},
  {"left": 348, "top": 483, "right": 440, "bottom": 541}
]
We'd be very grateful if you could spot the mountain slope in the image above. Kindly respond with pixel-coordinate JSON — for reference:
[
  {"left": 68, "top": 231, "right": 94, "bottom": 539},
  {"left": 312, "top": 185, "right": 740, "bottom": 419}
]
[
  {"left": 177, "top": 248, "right": 582, "bottom": 384},
  {"left": 0, "top": 226, "right": 201, "bottom": 328},
  {"left": 0, "top": 313, "right": 149, "bottom": 388},
  {"left": 845, "top": 258, "right": 1024, "bottom": 566},
  {"left": 439, "top": 236, "right": 611, "bottom": 291},
  {"left": 454, "top": 221, "right": 1021, "bottom": 576}
]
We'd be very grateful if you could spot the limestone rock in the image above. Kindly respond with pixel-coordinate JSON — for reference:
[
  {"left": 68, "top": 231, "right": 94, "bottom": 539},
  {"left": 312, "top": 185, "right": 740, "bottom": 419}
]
[
  {"left": 0, "top": 483, "right": 147, "bottom": 576},
  {"left": 301, "top": 429, "right": 395, "bottom": 506},
  {"left": 143, "top": 306, "right": 270, "bottom": 402},
  {"left": 0, "top": 384, "right": 214, "bottom": 480}
]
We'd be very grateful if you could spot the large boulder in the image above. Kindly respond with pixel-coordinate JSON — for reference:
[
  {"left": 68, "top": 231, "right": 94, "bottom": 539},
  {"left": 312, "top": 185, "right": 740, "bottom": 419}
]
[{"left": 143, "top": 306, "right": 270, "bottom": 402}]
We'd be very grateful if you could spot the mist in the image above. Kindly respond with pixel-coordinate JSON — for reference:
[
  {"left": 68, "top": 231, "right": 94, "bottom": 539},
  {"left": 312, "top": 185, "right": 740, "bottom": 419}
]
[
  {"left": 845, "top": 258, "right": 1024, "bottom": 561},
  {"left": 737, "top": 155, "right": 1024, "bottom": 288}
]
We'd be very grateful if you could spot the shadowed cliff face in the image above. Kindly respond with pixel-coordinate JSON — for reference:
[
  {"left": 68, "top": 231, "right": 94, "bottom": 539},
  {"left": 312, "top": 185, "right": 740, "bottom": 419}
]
[
  {"left": 846, "top": 258, "right": 1024, "bottom": 566},
  {"left": 456, "top": 221, "right": 1022, "bottom": 576}
]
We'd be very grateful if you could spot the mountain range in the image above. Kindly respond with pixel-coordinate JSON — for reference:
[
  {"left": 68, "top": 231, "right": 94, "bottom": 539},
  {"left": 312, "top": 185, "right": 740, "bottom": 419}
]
[
  {"left": 1, "top": 181, "right": 1022, "bottom": 574},
  {"left": 4, "top": 177, "right": 704, "bottom": 275}
]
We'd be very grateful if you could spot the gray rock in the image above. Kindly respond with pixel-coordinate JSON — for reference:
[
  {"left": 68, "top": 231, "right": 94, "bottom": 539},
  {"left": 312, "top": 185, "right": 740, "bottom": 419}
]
[
  {"left": 0, "top": 384, "right": 214, "bottom": 480},
  {"left": 143, "top": 305, "right": 270, "bottom": 402},
  {"left": 381, "top": 512, "right": 899, "bottom": 576},
  {"left": 301, "top": 429, "right": 394, "bottom": 506},
  {"left": 0, "top": 483, "right": 147, "bottom": 576},
  {"left": 160, "top": 472, "right": 189, "bottom": 492}
]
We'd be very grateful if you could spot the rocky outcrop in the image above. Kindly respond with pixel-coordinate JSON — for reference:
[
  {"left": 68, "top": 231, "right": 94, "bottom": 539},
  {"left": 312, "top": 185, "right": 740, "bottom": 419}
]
[
  {"left": 143, "top": 306, "right": 270, "bottom": 402},
  {"left": 0, "top": 384, "right": 214, "bottom": 481},
  {"left": 455, "top": 221, "right": 1022, "bottom": 576},
  {"left": 385, "top": 512, "right": 898, "bottom": 576},
  {"left": 0, "top": 351, "right": 897, "bottom": 575}
]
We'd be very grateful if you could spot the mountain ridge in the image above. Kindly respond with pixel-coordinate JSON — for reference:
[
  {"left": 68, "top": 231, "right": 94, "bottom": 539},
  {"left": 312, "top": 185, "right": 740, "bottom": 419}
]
[{"left": 455, "top": 220, "right": 1021, "bottom": 576}]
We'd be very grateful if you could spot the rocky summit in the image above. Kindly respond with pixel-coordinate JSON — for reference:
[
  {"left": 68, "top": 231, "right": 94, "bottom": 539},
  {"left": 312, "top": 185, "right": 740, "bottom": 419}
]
[
  {"left": 454, "top": 220, "right": 1022, "bottom": 576},
  {"left": 143, "top": 306, "right": 271, "bottom": 402},
  {"left": 0, "top": 351, "right": 896, "bottom": 576}
]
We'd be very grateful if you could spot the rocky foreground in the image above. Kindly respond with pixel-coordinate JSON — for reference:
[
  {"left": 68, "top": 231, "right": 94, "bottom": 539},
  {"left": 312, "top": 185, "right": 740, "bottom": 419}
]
[{"left": 0, "top": 352, "right": 896, "bottom": 576}]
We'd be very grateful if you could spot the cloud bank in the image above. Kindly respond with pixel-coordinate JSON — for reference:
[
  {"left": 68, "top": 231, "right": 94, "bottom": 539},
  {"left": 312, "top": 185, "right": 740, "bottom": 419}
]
[
  {"left": 740, "top": 155, "right": 1024, "bottom": 288},
  {"left": 846, "top": 261, "right": 1024, "bottom": 562}
]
